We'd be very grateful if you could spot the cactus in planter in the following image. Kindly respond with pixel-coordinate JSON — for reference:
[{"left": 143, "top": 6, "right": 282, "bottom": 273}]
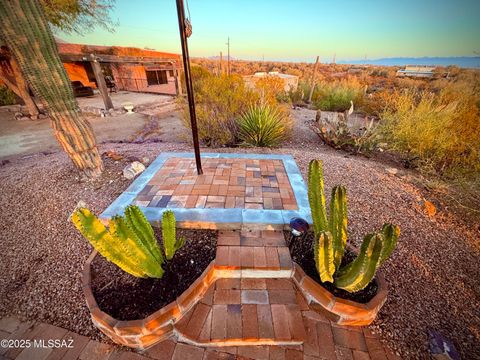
[
  {"left": 308, "top": 159, "right": 399, "bottom": 292},
  {"left": 72, "top": 205, "right": 164, "bottom": 278},
  {"left": 161, "top": 210, "right": 185, "bottom": 260}
]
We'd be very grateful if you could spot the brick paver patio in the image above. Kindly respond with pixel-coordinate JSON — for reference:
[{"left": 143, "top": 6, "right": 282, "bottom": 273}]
[
  {"left": 100, "top": 153, "right": 312, "bottom": 229},
  {"left": 134, "top": 157, "right": 298, "bottom": 210}
]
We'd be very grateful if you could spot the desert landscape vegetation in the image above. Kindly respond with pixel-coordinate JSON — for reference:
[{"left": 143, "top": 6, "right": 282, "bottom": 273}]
[{"left": 0, "top": 1, "right": 479, "bottom": 360}]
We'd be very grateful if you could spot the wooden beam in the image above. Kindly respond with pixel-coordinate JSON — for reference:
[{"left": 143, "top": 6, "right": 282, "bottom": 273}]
[
  {"left": 60, "top": 53, "right": 179, "bottom": 65},
  {"left": 89, "top": 54, "right": 113, "bottom": 110}
]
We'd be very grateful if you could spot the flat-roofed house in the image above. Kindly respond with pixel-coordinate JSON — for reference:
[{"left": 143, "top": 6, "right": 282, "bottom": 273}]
[{"left": 243, "top": 71, "right": 299, "bottom": 92}]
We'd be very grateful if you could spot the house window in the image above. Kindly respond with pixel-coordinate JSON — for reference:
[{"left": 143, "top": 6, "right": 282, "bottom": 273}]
[
  {"left": 146, "top": 70, "right": 168, "bottom": 85},
  {"left": 168, "top": 70, "right": 174, "bottom": 77}
]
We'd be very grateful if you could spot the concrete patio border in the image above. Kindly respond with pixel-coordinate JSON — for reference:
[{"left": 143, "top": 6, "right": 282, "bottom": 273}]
[{"left": 101, "top": 152, "right": 312, "bottom": 230}]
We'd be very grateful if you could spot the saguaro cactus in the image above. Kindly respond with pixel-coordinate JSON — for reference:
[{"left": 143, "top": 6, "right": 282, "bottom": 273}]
[
  {"left": 162, "top": 210, "right": 185, "bottom": 260},
  {"left": 307, "top": 159, "right": 399, "bottom": 292},
  {"left": 72, "top": 206, "right": 164, "bottom": 278},
  {"left": 0, "top": 0, "right": 103, "bottom": 178}
]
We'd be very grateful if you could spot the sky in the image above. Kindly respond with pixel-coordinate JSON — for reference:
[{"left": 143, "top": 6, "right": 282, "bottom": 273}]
[{"left": 56, "top": 0, "right": 480, "bottom": 63}]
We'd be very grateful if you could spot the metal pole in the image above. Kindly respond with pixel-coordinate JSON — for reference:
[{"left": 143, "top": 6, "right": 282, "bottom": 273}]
[
  {"left": 176, "top": 0, "right": 202, "bottom": 174},
  {"left": 226, "top": 37, "right": 230, "bottom": 76}
]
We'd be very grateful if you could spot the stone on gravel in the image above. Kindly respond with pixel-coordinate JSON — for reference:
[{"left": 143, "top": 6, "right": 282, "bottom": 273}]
[{"left": 123, "top": 161, "right": 145, "bottom": 179}]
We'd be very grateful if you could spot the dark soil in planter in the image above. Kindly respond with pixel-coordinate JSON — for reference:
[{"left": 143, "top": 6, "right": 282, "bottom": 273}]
[
  {"left": 286, "top": 231, "right": 378, "bottom": 303},
  {"left": 91, "top": 229, "right": 217, "bottom": 320}
]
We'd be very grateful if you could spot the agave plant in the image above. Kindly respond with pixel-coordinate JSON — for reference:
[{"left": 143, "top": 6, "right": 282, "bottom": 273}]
[
  {"left": 237, "top": 105, "right": 291, "bottom": 147},
  {"left": 308, "top": 159, "right": 399, "bottom": 292}
]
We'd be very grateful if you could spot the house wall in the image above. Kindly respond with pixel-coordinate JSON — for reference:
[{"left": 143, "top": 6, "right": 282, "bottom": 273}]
[
  {"left": 58, "top": 42, "right": 180, "bottom": 95},
  {"left": 63, "top": 62, "right": 95, "bottom": 88}
]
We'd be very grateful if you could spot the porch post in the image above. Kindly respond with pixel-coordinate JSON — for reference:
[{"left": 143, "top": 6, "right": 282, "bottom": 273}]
[{"left": 89, "top": 54, "right": 113, "bottom": 110}]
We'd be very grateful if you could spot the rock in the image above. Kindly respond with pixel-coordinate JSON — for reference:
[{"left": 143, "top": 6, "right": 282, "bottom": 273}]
[
  {"left": 68, "top": 200, "right": 88, "bottom": 222},
  {"left": 38, "top": 113, "right": 48, "bottom": 119},
  {"left": 385, "top": 167, "right": 398, "bottom": 175},
  {"left": 429, "top": 330, "right": 461, "bottom": 360},
  {"left": 141, "top": 157, "right": 150, "bottom": 165},
  {"left": 123, "top": 161, "right": 145, "bottom": 179},
  {"left": 14, "top": 112, "right": 24, "bottom": 120},
  {"left": 422, "top": 200, "right": 437, "bottom": 217}
]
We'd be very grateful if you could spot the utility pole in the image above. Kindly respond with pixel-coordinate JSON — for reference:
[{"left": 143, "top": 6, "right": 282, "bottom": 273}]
[
  {"left": 226, "top": 37, "right": 230, "bottom": 76},
  {"left": 308, "top": 55, "right": 319, "bottom": 103},
  {"left": 175, "top": 0, "right": 202, "bottom": 174},
  {"left": 332, "top": 53, "right": 336, "bottom": 64},
  {"left": 219, "top": 51, "right": 223, "bottom": 75}
]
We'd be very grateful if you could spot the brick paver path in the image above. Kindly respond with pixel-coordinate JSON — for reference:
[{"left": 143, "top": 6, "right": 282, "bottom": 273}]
[
  {"left": 0, "top": 231, "right": 401, "bottom": 359},
  {"left": 133, "top": 157, "right": 298, "bottom": 210}
]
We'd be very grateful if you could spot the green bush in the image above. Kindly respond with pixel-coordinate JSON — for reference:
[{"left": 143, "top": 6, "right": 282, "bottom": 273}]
[
  {"left": 0, "top": 86, "right": 16, "bottom": 106},
  {"left": 237, "top": 104, "right": 292, "bottom": 147},
  {"left": 313, "top": 79, "right": 365, "bottom": 112},
  {"left": 378, "top": 86, "right": 480, "bottom": 175},
  {"left": 182, "top": 71, "right": 258, "bottom": 147}
]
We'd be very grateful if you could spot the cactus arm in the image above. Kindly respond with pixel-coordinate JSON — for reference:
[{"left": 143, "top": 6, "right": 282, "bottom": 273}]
[
  {"left": 110, "top": 216, "right": 164, "bottom": 278},
  {"left": 379, "top": 223, "right": 399, "bottom": 266},
  {"left": 162, "top": 210, "right": 183, "bottom": 260},
  {"left": 315, "top": 232, "right": 336, "bottom": 283},
  {"left": 72, "top": 208, "right": 146, "bottom": 278},
  {"left": 329, "top": 185, "right": 348, "bottom": 271},
  {"left": 124, "top": 205, "right": 163, "bottom": 264},
  {"left": 308, "top": 160, "right": 328, "bottom": 236},
  {"left": 334, "top": 233, "right": 383, "bottom": 292}
]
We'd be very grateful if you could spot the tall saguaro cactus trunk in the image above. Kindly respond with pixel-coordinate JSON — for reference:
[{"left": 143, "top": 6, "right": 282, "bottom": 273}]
[{"left": 0, "top": 0, "right": 103, "bottom": 178}]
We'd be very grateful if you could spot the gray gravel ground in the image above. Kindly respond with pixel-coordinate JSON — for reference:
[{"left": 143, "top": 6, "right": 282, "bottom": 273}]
[{"left": 0, "top": 133, "right": 479, "bottom": 359}]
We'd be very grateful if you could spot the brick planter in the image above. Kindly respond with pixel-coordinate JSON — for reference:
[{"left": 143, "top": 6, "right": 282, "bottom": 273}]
[
  {"left": 292, "top": 263, "right": 388, "bottom": 326},
  {"left": 82, "top": 251, "right": 217, "bottom": 349}
]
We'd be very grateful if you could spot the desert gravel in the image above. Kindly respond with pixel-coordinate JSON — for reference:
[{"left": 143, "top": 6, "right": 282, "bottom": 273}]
[{"left": 0, "top": 132, "right": 479, "bottom": 359}]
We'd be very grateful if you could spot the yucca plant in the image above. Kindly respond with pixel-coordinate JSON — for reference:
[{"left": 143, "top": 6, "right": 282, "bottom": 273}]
[
  {"left": 237, "top": 105, "right": 291, "bottom": 147},
  {"left": 308, "top": 159, "right": 399, "bottom": 292},
  {"left": 72, "top": 206, "right": 185, "bottom": 278}
]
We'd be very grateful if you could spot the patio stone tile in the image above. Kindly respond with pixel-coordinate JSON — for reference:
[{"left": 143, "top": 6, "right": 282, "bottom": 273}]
[{"left": 241, "top": 290, "right": 269, "bottom": 304}]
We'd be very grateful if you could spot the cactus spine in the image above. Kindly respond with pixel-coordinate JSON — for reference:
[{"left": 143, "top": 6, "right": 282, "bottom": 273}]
[
  {"left": 72, "top": 206, "right": 164, "bottom": 278},
  {"left": 162, "top": 210, "right": 185, "bottom": 260},
  {"left": 0, "top": 0, "right": 103, "bottom": 178},
  {"left": 307, "top": 159, "right": 399, "bottom": 292}
]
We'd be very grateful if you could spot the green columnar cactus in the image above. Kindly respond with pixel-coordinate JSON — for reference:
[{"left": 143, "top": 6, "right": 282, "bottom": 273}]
[
  {"left": 307, "top": 159, "right": 399, "bottom": 292},
  {"left": 308, "top": 159, "right": 328, "bottom": 235},
  {"left": 72, "top": 206, "right": 164, "bottom": 278},
  {"left": 0, "top": 0, "right": 103, "bottom": 178},
  {"left": 161, "top": 210, "right": 185, "bottom": 260},
  {"left": 124, "top": 206, "right": 163, "bottom": 264},
  {"left": 314, "top": 232, "right": 335, "bottom": 283}
]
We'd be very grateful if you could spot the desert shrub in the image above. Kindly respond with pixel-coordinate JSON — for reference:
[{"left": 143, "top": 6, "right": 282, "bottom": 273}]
[
  {"left": 182, "top": 73, "right": 258, "bottom": 147},
  {"left": 0, "top": 86, "right": 16, "bottom": 105},
  {"left": 312, "top": 78, "right": 365, "bottom": 112},
  {"left": 237, "top": 104, "right": 292, "bottom": 147},
  {"left": 378, "top": 85, "right": 480, "bottom": 175},
  {"left": 254, "top": 76, "right": 287, "bottom": 105},
  {"left": 288, "top": 80, "right": 310, "bottom": 104}
]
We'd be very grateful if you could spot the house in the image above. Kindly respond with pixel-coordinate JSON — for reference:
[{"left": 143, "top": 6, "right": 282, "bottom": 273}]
[
  {"left": 396, "top": 65, "right": 435, "bottom": 78},
  {"left": 243, "top": 71, "right": 299, "bottom": 92},
  {"left": 57, "top": 42, "right": 182, "bottom": 96}
]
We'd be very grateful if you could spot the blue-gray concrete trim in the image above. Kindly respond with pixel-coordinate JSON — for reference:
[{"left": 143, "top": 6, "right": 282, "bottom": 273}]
[{"left": 100, "top": 152, "right": 312, "bottom": 228}]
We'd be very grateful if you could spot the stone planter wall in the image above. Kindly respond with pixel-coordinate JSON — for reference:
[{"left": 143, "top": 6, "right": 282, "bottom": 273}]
[
  {"left": 292, "top": 264, "right": 388, "bottom": 326},
  {"left": 82, "top": 251, "right": 218, "bottom": 349}
]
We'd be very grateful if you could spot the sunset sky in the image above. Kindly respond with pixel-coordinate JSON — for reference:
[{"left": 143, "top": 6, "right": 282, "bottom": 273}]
[{"left": 57, "top": 0, "right": 480, "bottom": 62}]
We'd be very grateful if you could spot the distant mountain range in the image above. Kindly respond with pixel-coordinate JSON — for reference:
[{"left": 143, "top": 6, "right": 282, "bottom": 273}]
[{"left": 338, "top": 56, "right": 480, "bottom": 68}]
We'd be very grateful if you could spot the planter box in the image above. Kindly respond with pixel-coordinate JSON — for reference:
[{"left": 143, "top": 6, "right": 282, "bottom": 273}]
[
  {"left": 292, "top": 263, "right": 387, "bottom": 326},
  {"left": 82, "top": 251, "right": 217, "bottom": 349}
]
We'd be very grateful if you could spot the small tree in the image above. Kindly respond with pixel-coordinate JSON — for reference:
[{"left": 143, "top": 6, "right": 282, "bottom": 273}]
[{"left": 0, "top": 0, "right": 103, "bottom": 178}]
